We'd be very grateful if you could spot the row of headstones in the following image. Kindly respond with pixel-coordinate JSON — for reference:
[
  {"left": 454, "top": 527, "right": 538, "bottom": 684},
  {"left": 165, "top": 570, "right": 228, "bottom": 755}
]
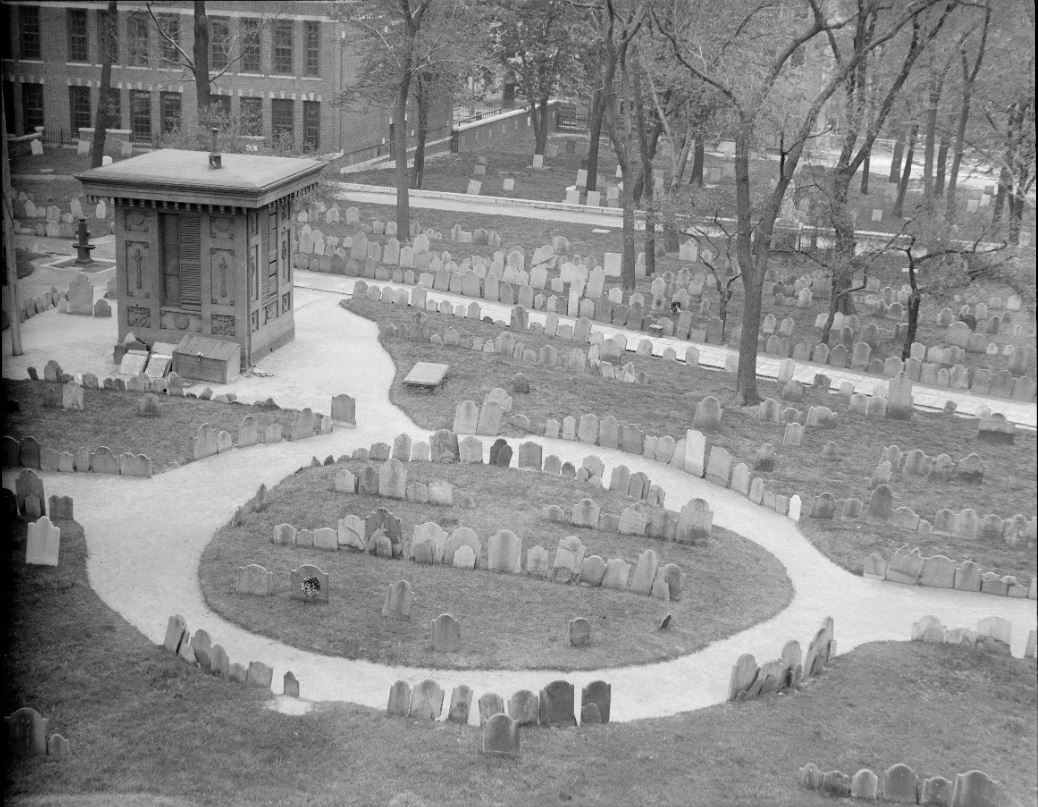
[
  {"left": 333, "top": 239, "right": 1035, "bottom": 390},
  {"left": 872, "top": 445, "right": 988, "bottom": 487},
  {"left": 4, "top": 707, "right": 70, "bottom": 759},
  {"left": 764, "top": 337, "right": 1035, "bottom": 401},
  {"left": 412, "top": 521, "right": 683, "bottom": 600},
  {"left": 945, "top": 315, "right": 1029, "bottom": 349},
  {"left": 4, "top": 436, "right": 153, "bottom": 479},
  {"left": 191, "top": 408, "right": 330, "bottom": 461},
  {"left": 728, "top": 616, "right": 834, "bottom": 702},
  {"left": 911, "top": 615, "right": 1037, "bottom": 658},
  {"left": 387, "top": 677, "right": 612, "bottom": 732},
  {"left": 269, "top": 506, "right": 407, "bottom": 561},
  {"left": 866, "top": 546, "right": 1037, "bottom": 599},
  {"left": 417, "top": 322, "right": 647, "bottom": 386},
  {"left": 798, "top": 762, "right": 1001, "bottom": 805},
  {"left": 334, "top": 460, "right": 454, "bottom": 505},
  {"left": 857, "top": 485, "right": 1036, "bottom": 548},
  {"left": 358, "top": 271, "right": 1032, "bottom": 416},
  {"left": 162, "top": 615, "right": 299, "bottom": 696},
  {"left": 543, "top": 491, "right": 705, "bottom": 543}
]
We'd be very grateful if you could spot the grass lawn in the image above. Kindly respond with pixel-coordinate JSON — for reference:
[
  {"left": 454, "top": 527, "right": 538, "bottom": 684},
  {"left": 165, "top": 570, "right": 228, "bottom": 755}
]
[
  {"left": 344, "top": 297, "right": 1037, "bottom": 581},
  {"left": 4, "top": 515, "right": 1036, "bottom": 807},
  {"left": 2, "top": 380, "right": 304, "bottom": 474},
  {"left": 201, "top": 460, "right": 792, "bottom": 670}
]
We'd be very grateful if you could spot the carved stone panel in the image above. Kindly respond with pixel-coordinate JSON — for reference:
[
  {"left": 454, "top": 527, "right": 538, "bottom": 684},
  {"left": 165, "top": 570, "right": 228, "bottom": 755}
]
[
  {"left": 125, "top": 240, "right": 150, "bottom": 298},
  {"left": 125, "top": 209, "right": 149, "bottom": 232},
  {"left": 211, "top": 314, "right": 236, "bottom": 336},
  {"left": 210, "top": 215, "right": 235, "bottom": 240},
  {"left": 126, "top": 305, "right": 152, "bottom": 329},
  {"left": 209, "top": 248, "right": 235, "bottom": 306}
]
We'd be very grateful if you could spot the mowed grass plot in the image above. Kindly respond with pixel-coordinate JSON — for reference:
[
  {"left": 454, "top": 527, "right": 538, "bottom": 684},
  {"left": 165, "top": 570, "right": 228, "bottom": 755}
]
[
  {"left": 344, "top": 298, "right": 1037, "bottom": 580},
  {"left": 2, "top": 380, "right": 303, "bottom": 474},
  {"left": 201, "top": 460, "right": 792, "bottom": 670},
  {"left": 4, "top": 516, "right": 1036, "bottom": 806}
]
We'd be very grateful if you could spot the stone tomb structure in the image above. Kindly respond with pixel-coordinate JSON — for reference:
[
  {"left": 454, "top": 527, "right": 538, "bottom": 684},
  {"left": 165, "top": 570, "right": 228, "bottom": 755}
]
[{"left": 75, "top": 148, "right": 323, "bottom": 381}]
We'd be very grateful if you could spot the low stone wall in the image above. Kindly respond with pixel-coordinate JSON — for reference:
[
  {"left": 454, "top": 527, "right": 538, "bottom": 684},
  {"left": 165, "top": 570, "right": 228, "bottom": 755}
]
[
  {"left": 798, "top": 761, "right": 1002, "bottom": 804},
  {"left": 728, "top": 616, "right": 834, "bottom": 703}
]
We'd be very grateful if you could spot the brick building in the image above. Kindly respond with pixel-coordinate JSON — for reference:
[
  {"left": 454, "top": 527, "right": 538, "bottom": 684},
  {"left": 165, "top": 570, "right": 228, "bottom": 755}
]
[{"left": 1, "top": 0, "right": 451, "bottom": 158}]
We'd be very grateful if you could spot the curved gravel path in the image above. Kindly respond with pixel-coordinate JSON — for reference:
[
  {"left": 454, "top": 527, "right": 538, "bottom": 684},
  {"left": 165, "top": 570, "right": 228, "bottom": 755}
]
[{"left": 6, "top": 290, "right": 1034, "bottom": 725}]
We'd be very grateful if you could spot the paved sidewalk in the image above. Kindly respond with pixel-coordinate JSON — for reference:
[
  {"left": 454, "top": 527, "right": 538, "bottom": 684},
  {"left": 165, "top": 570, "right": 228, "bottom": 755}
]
[{"left": 5, "top": 296, "right": 1034, "bottom": 725}]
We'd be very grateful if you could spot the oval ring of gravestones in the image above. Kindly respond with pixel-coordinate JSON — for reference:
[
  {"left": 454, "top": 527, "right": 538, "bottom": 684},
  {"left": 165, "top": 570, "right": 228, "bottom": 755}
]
[{"left": 195, "top": 450, "right": 793, "bottom": 677}]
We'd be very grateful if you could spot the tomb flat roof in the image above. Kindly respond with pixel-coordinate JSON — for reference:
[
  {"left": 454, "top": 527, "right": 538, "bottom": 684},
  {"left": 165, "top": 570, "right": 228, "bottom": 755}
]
[{"left": 75, "top": 149, "right": 324, "bottom": 209}]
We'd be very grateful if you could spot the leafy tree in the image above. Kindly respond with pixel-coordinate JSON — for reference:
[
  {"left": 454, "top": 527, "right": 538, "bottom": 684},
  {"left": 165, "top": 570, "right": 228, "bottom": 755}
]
[
  {"left": 494, "top": 0, "right": 583, "bottom": 156},
  {"left": 657, "top": 0, "right": 954, "bottom": 404}
]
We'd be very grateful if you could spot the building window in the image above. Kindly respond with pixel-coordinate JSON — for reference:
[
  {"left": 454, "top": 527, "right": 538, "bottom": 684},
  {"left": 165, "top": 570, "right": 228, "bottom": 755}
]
[
  {"left": 273, "top": 21, "right": 293, "bottom": 75},
  {"left": 97, "top": 7, "right": 119, "bottom": 64},
  {"left": 21, "top": 83, "right": 44, "bottom": 134},
  {"left": 158, "top": 13, "right": 180, "bottom": 64},
  {"left": 68, "top": 9, "right": 89, "bottom": 62},
  {"left": 128, "top": 12, "right": 149, "bottom": 66},
  {"left": 241, "top": 18, "right": 261, "bottom": 73},
  {"left": 103, "top": 88, "right": 121, "bottom": 130},
  {"left": 271, "top": 99, "right": 293, "bottom": 145},
  {"left": 130, "top": 91, "right": 151, "bottom": 141},
  {"left": 303, "top": 101, "right": 320, "bottom": 151},
  {"left": 1, "top": 6, "right": 11, "bottom": 61},
  {"left": 210, "top": 16, "right": 230, "bottom": 71},
  {"left": 20, "top": 6, "right": 41, "bottom": 60},
  {"left": 240, "top": 97, "right": 263, "bottom": 136},
  {"left": 161, "top": 214, "right": 202, "bottom": 310},
  {"left": 160, "top": 92, "right": 181, "bottom": 135},
  {"left": 304, "top": 22, "right": 320, "bottom": 77},
  {"left": 69, "top": 86, "right": 92, "bottom": 133}
]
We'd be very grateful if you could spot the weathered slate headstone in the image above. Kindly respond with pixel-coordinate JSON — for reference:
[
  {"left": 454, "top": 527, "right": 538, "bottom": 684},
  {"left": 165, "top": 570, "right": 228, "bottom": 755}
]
[
  {"left": 482, "top": 713, "right": 520, "bottom": 757},
  {"left": 25, "top": 516, "right": 61, "bottom": 566},
  {"left": 431, "top": 612, "right": 461, "bottom": 651},
  {"left": 538, "top": 680, "right": 576, "bottom": 727}
]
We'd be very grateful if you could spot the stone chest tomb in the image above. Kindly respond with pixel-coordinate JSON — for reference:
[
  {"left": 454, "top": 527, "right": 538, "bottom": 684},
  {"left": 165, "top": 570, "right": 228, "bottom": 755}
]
[{"left": 76, "top": 145, "right": 323, "bottom": 380}]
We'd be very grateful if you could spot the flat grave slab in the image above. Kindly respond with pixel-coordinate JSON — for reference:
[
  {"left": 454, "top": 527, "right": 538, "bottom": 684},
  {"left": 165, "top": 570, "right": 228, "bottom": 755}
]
[
  {"left": 119, "top": 350, "right": 149, "bottom": 376},
  {"left": 403, "top": 362, "right": 450, "bottom": 389}
]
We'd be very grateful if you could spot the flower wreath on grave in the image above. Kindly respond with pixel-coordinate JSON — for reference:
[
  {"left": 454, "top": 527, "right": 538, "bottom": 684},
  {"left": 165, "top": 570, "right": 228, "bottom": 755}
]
[{"left": 301, "top": 576, "right": 322, "bottom": 600}]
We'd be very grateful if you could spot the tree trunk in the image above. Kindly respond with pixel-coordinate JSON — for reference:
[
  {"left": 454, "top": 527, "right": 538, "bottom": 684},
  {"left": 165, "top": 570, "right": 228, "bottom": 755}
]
[
  {"left": 991, "top": 166, "right": 1009, "bottom": 228},
  {"left": 410, "top": 76, "right": 427, "bottom": 189},
  {"left": 733, "top": 129, "right": 764, "bottom": 404},
  {"left": 888, "top": 137, "right": 904, "bottom": 182},
  {"left": 90, "top": 0, "right": 117, "bottom": 168},
  {"left": 829, "top": 169, "right": 858, "bottom": 316},
  {"left": 902, "top": 291, "right": 921, "bottom": 360},
  {"left": 893, "top": 124, "right": 917, "bottom": 217},
  {"left": 671, "top": 125, "right": 693, "bottom": 191},
  {"left": 533, "top": 97, "right": 550, "bottom": 155},
  {"left": 193, "top": 0, "right": 212, "bottom": 118},
  {"left": 585, "top": 89, "right": 605, "bottom": 193},
  {"left": 689, "top": 139, "right": 704, "bottom": 186},
  {"left": 860, "top": 150, "right": 870, "bottom": 194},
  {"left": 619, "top": 177, "right": 637, "bottom": 291},
  {"left": 934, "top": 140, "right": 948, "bottom": 196},
  {"left": 922, "top": 75, "right": 942, "bottom": 205},
  {"left": 393, "top": 71, "right": 412, "bottom": 240}
]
